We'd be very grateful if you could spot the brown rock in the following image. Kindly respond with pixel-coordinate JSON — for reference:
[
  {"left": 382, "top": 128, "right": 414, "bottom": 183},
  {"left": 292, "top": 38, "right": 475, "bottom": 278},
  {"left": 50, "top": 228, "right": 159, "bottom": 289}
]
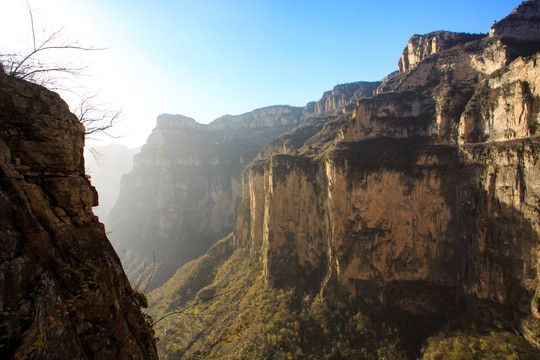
[
  {"left": 108, "top": 106, "right": 304, "bottom": 290},
  {"left": 491, "top": 0, "right": 540, "bottom": 42},
  {"left": 232, "top": 4, "right": 540, "bottom": 345},
  {"left": 0, "top": 73, "right": 157, "bottom": 359},
  {"left": 398, "top": 31, "right": 485, "bottom": 73}
]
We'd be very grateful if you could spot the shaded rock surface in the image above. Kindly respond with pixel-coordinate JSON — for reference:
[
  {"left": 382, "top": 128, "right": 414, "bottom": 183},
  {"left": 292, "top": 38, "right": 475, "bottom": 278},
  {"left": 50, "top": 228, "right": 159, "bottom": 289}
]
[
  {"left": 109, "top": 81, "right": 383, "bottom": 291},
  {"left": 0, "top": 72, "right": 157, "bottom": 359},
  {"left": 491, "top": 0, "right": 540, "bottom": 42}
]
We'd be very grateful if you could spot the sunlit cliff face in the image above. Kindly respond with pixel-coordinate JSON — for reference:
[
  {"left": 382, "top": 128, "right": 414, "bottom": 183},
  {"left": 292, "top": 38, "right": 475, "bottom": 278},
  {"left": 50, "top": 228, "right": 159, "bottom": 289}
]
[{"left": 231, "top": 0, "right": 540, "bottom": 336}]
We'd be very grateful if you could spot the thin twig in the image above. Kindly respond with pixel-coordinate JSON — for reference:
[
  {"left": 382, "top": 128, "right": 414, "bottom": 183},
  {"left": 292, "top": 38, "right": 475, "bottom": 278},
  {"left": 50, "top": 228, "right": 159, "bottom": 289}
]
[
  {"left": 25, "top": 0, "right": 36, "bottom": 50},
  {"left": 143, "top": 252, "right": 157, "bottom": 293}
]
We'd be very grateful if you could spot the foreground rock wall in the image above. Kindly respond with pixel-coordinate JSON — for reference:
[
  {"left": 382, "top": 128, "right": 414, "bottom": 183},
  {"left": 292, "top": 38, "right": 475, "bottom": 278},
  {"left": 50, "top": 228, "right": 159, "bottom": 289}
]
[{"left": 0, "top": 72, "right": 157, "bottom": 359}]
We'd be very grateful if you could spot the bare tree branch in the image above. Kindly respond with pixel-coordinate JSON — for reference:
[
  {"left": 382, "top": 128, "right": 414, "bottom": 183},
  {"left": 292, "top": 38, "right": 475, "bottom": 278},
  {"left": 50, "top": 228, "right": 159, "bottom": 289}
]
[
  {"left": 75, "top": 92, "right": 122, "bottom": 137},
  {"left": 9, "top": 31, "right": 103, "bottom": 81},
  {"left": 1, "top": 1, "right": 119, "bottom": 141},
  {"left": 152, "top": 285, "right": 249, "bottom": 326},
  {"left": 25, "top": 0, "right": 36, "bottom": 50}
]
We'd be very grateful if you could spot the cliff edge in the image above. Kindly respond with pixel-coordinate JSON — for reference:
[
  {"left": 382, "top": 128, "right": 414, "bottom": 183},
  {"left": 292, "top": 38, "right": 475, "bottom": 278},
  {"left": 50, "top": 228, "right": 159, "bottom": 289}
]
[{"left": 0, "top": 70, "right": 157, "bottom": 359}]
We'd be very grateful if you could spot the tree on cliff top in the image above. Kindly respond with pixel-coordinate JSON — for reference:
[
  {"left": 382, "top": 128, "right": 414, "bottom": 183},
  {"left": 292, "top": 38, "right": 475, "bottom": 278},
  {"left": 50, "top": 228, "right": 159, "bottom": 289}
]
[
  {"left": 0, "top": 0, "right": 99, "bottom": 87},
  {"left": 0, "top": 1, "right": 120, "bottom": 139}
]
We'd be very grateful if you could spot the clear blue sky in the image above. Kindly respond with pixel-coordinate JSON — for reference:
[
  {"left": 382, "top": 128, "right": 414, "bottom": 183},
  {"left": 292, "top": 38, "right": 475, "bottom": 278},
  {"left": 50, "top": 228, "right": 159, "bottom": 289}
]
[{"left": 2, "top": 0, "right": 523, "bottom": 146}]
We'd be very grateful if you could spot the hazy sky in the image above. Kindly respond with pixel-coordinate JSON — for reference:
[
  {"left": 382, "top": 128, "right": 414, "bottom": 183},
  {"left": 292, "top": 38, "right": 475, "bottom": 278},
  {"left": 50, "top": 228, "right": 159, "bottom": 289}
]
[{"left": 2, "top": 0, "right": 522, "bottom": 147}]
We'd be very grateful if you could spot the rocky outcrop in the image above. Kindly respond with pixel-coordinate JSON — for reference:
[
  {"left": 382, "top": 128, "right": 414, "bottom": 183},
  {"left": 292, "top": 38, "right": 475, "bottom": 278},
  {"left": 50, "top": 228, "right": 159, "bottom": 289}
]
[
  {"left": 210, "top": 105, "right": 302, "bottom": 130},
  {"left": 0, "top": 73, "right": 157, "bottom": 358},
  {"left": 108, "top": 107, "right": 303, "bottom": 289},
  {"left": 304, "top": 81, "right": 381, "bottom": 116},
  {"left": 255, "top": 82, "right": 381, "bottom": 161},
  {"left": 459, "top": 55, "right": 540, "bottom": 143},
  {"left": 489, "top": 0, "right": 540, "bottom": 61},
  {"left": 398, "top": 31, "right": 485, "bottom": 73},
  {"left": 85, "top": 144, "right": 139, "bottom": 222},
  {"left": 491, "top": 0, "right": 540, "bottom": 42}
]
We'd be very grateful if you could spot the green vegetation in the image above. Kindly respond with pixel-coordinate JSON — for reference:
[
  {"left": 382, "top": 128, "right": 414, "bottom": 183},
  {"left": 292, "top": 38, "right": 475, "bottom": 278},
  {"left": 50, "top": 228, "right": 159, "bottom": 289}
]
[
  {"left": 419, "top": 299, "right": 540, "bottom": 360},
  {"left": 529, "top": 119, "right": 539, "bottom": 135},
  {"left": 149, "top": 250, "right": 411, "bottom": 360},
  {"left": 148, "top": 245, "right": 540, "bottom": 360},
  {"left": 422, "top": 330, "right": 536, "bottom": 359},
  {"left": 134, "top": 291, "right": 149, "bottom": 308}
]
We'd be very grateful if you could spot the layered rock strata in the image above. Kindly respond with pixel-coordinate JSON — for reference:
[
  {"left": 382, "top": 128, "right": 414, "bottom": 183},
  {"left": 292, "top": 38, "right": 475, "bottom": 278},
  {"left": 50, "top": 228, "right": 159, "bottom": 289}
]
[
  {"left": 398, "top": 31, "right": 485, "bottom": 73},
  {"left": 232, "top": 0, "right": 540, "bottom": 346},
  {"left": 142, "top": 2, "right": 540, "bottom": 357},
  {"left": 0, "top": 72, "right": 157, "bottom": 358}
]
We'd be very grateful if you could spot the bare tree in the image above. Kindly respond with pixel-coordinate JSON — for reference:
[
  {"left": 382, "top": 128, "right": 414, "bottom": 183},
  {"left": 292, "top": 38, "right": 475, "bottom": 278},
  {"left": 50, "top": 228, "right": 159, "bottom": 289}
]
[
  {"left": 76, "top": 92, "right": 122, "bottom": 138},
  {"left": 1, "top": 1, "right": 119, "bottom": 139},
  {"left": 1, "top": 27, "right": 95, "bottom": 84},
  {"left": 1, "top": 2, "right": 102, "bottom": 87}
]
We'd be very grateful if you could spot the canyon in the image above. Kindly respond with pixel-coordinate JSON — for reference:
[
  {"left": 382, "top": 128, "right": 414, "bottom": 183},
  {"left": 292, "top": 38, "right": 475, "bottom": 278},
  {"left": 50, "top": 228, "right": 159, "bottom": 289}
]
[
  {"left": 2, "top": 0, "right": 540, "bottom": 359},
  {"left": 141, "top": 1, "right": 540, "bottom": 359}
]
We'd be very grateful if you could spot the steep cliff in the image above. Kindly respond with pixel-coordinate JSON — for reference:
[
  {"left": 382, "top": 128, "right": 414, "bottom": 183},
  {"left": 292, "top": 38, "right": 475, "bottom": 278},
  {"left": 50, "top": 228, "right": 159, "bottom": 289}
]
[
  {"left": 304, "top": 81, "right": 381, "bottom": 116},
  {"left": 398, "top": 31, "right": 485, "bottom": 73},
  {"left": 0, "top": 71, "right": 157, "bottom": 359},
  {"left": 108, "top": 106, "right": 303, "bottom": 289},
  {"left": 237, "top": 0, "right": 540, "bottom": 321},
  {"left": 491, "top": 0, "right": 540, "bottom": 44},
  {"left": 148, "top": 1, "right": 540, "bottom": 359}
]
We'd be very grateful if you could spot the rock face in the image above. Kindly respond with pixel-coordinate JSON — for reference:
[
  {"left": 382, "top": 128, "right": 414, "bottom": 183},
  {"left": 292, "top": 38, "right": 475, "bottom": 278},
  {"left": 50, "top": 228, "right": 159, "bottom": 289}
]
[
  {"left": 398, "top": 31, "right": 485, "bottom": 73},
  {"left": 304, "top": 81, "right": 381, "bottom": 116},
  {"left": 491, "top": 0, "right": 540, "bottom": 42},
  {"left": 108, "top": 106, "right": 304, "bottom": 289},
  {"left": 0, "top": 72, "right": 157, "bottom": 359},
  {"left": 256, "top": 81, "right": 381, "bottom": 160},
  {"left": 231, "top": 0, "right": 540, "bottom": 348},
  {"left": 210, "top": 105, "right": 302, "bottom": 130}
]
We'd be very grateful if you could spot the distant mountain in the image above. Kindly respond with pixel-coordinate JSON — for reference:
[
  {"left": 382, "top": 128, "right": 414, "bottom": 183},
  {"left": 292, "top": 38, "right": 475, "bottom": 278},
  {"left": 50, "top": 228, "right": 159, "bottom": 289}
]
[{"left": 108, "top": 106, "right": 308, "bottom": 289}]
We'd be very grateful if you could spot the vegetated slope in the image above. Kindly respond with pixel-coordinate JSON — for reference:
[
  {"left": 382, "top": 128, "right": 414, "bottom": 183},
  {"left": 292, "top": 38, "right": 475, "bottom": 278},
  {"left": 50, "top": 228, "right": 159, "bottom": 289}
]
[
  {"left": 151, "top": 247, "right": 539, "bottom": 360},
  {"left": 149, "top": 1, "right": 540, "bottom": 359},
  {"left": 0, "top": 70, "right": 157, "bottom": 358}
]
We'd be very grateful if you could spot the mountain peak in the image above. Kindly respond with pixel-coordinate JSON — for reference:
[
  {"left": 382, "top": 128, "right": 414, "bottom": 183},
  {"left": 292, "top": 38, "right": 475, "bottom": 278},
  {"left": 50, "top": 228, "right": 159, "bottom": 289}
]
[
  {"left": 490, "top": 0, "right": 540, "bottom": 41},
  {"left": 156, "top": 113, "right": 200, "bottom": 128}
]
